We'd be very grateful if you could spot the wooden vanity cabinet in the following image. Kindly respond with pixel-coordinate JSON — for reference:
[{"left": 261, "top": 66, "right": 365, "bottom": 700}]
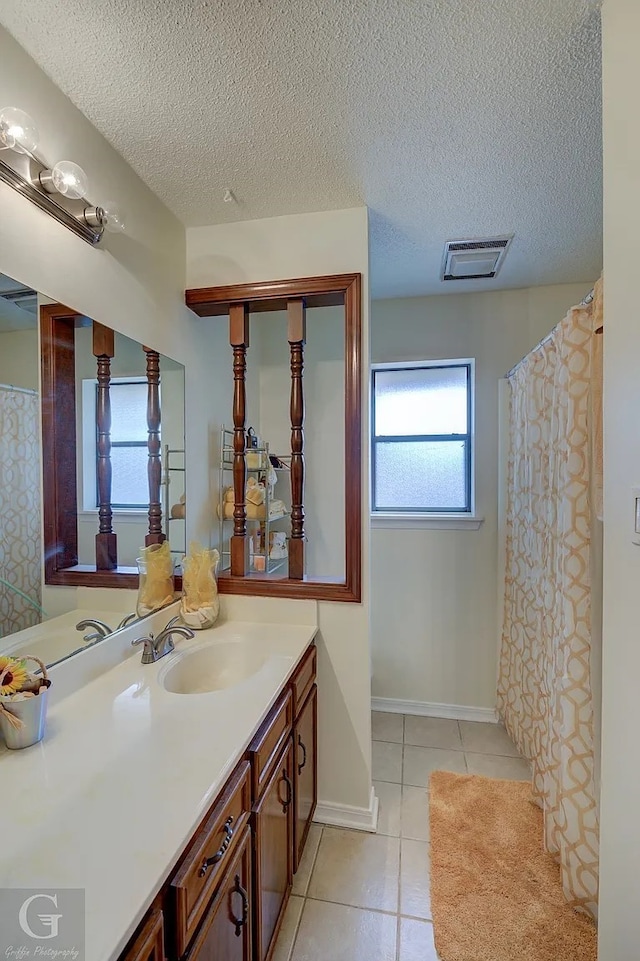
[
  {"left": 170, "top": 761, "right": 252, "bottom": 957},
  {"left": 248, "top": 690, "right": 295, "bottom": 961},
  {"left": 117, "top": 642, "right": 317, "bottom": 961},
  {"left": 119, "top": 908, "right": 165, "bottom": 961},
  {"left": 293, "top": 684, "right": 317, "bottom": 873},
  {"left": 183, "top": 827, "right": 253, "bottom": 961},
  {"left": 252, "top": 738, "right": 294, "bottom": 961}
]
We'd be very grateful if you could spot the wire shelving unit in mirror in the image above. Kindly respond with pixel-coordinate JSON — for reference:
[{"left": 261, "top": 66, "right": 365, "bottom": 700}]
[
  {"left": 162, "top": 444, "right": 186, "bottom": 564},
  {"left": 218, "top": 426, "right": 291, "bottom": 575}
]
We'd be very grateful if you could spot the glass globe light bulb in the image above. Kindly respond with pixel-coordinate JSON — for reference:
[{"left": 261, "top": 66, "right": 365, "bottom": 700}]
[
  {"left": 102, "top": 200, "right": 126, "bottom": 234},
  {"left": 51, "top": 160, "right": 88, "bottom": 200},
  {"left": 0, "top": 106, "right": 39, "bottom": 154}
]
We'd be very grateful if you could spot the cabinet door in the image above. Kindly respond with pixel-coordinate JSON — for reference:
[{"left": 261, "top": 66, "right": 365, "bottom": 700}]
[
  {"left": 187, "top": 826, "right": 252, "bottom": 961},
  {"left": 293, "top": 684, "right": 317, "bottom": 873},
  {"left": 253, "top": 738, "right": 294, "bottom": 961},
  {"left": 119, "top": 908, "right": 164, "bottom": 961}
]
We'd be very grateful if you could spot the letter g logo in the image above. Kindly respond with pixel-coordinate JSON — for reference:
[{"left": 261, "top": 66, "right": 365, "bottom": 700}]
[{"left": 18, "top": 893, "right": 63, "bottom": 940}]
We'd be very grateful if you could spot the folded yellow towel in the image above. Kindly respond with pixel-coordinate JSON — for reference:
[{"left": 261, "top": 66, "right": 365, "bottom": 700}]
[
  {"left": 246, "top": 486, "right": 264, "bottom": 506},
  {"left": 218, "top": 502, "right": 267, "bottom": 521}
]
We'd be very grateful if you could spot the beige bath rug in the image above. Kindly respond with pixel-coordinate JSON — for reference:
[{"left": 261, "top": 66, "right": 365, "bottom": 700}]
[{"left": 429, "top": 771, "right": 597, "bottom": 961}]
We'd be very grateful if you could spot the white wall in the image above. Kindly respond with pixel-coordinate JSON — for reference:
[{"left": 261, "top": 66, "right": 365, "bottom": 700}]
[
  {"left": 256, "top": 307, "right": 345, "bottom": 579},
  {"left": 188, "top": 208, "right": 374, "bottom": 815},
  {"left": 0, "top": 328, "right": 39, "bottom": 389},
  {"left": 370, "top": 283, "right": 588, "bottom": 710},
  {"left": 0, "top": 27, "right": 216, "bottom": 618},
  {"left": 598, "top": 0, "right": 639, "bottom": 954}
]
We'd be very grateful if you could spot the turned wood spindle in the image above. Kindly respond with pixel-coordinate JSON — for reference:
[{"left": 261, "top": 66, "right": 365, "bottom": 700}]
[
  {"left": 144, "top": 347, "right": 166, "bottom": 546},
  {"left": 287, "top": 299, "right": 306, "bottom": 580},
  {"left": 93, "top": 322, "right": 118, "bottom": 570},
  {"left": 230, "top": 303, "right": 250, "bottom": 576}
]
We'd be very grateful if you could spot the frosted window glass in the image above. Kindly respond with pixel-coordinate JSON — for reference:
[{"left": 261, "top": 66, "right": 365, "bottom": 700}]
[
  {"left": 374, "top": 366, "right": 468, "bottom": 436},
  {"left": 110, "top": 382, "right": 148, "bottom": 442},
  {"left": 110, "top": 447, "right": 148, "bottom": 506},
  {"left": 374, "top": 441, "right": 467, "bottom": 510}
]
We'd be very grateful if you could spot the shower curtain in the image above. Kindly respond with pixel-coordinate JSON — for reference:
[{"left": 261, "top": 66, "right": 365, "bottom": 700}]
[
  {"left": 497, "top": 278, "right": 603, "bottom": 919},
  {"left": 0, "top": 387, "right": 41, "bottom": 638}
]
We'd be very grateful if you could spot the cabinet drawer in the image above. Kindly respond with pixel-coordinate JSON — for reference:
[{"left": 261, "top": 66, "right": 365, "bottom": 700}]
[
  {"left": 170, "top": 760, "right": 251, "bottom": 957},
  {"left": 292, "top": 644, "right": 316, "bottom": 717},
  {"left": 249, "top": 690, "right": 292, "bottom": 799},
  {"left": 186, "top": 826, "right": 252, "bottom": 961}
]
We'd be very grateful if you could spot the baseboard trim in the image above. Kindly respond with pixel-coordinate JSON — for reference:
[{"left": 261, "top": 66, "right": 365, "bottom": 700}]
[
  {"left": 313, "top": 786, "right": 379, "bottom": 833},
  {"left": 371, "top": 696, "right": 498, "bottom": 723}
]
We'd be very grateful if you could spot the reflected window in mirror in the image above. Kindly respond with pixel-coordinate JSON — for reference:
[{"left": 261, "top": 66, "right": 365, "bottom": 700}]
[{"left": 81, "top": 377, "right": 150, "bottom": 510}]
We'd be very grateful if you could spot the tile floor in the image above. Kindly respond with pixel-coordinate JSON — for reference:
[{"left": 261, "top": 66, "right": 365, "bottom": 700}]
[{"left": 272, "top": 713, "right": 530, "bottom": 961}]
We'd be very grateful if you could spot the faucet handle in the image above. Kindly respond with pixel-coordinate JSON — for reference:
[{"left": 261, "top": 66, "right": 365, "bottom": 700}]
[{"left": 131, "top": 634, "right": 156, "bottom": 663}]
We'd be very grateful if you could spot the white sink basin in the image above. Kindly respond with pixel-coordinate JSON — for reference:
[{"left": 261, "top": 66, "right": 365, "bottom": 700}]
[{"left": 161, "top": 640, "right": 267, "bottom": 694}]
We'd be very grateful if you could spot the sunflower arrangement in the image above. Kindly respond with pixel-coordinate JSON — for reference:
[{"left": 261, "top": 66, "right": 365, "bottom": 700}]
[
  {"left": 0, "top": 654, "right": 50, "bottom": 734},
  {"left": 0, "top": 656, "right": 30, "bottom": 696}
]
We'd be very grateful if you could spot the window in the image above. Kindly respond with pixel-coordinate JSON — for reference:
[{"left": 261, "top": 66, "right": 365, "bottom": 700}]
[
  {"left": 371, "top": 360, "right": 473, "bottom": 514},
  {"left": 82, "top": 378, "right": 150, "bottom": 510}
]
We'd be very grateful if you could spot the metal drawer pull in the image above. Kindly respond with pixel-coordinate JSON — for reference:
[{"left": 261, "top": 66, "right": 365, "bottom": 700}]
[
  {"left": 278, "top": 769, "right": 293, "bottom": 812},
  {"left": 199, "top": 816, "right": 234, "bottom": 877},
  {"left": 230, "top": 874, "right": 249, "bottom": 937},
  {"left": 297, "top": 734, "right": 307, "bottom": 775}
]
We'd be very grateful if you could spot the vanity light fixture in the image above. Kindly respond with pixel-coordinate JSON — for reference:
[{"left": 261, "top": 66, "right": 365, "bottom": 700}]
[
  {"left": 40, "top": 160, "right": 89, "bottom": 200},
  {"left": 0, "top": 105, "right": 125, "bottom": 245},
  {"left": 0, "top": 106, "right": 39, "bottom": 154}
]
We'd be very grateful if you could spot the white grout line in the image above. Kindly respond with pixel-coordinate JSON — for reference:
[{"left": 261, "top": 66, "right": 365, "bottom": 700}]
[
  {"left": 303, "top": 895, "right": 401, "bottom": 918},
  {"left": 283, "top": 897, "right": 306, "bottom": 961},
  {"left": 286, "top": 827, "right": 324, "bottom": 961},
  {"left": 396, "top": 825, "right": 403, "bottom": 961}
]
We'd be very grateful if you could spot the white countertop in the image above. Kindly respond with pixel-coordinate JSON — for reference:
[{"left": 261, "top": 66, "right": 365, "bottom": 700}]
[{"left": 0, "top": 613, "right": 317, "bottom": 961}]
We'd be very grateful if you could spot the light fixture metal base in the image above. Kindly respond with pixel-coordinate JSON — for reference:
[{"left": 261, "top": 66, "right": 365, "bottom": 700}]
[{"left": 0, "top": 150, "right": 104, "bottom": 246}]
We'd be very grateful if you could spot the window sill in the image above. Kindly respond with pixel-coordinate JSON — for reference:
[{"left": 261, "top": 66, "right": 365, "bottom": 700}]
[
  {"left": 371, "top": 513, "right": 484, "bottom": 531},
  {"left": 78, "top": 510, "right": 149, "bottom": 524}
]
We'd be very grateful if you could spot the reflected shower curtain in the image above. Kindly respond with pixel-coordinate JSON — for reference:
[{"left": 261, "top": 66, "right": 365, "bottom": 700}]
[
  {"left": 497, "top": 279, "right": 602, "bottom": 919},
  {"left": 0, "top": 387, "right": 41, "bottom": 638}
]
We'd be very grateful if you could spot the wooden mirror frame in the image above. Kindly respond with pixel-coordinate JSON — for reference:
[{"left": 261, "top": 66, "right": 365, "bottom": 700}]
[
  {"left": 40, "top": 303, "right": 179, "bottom": 589},
  {"left": 185, "top": 273, "right": 362, "bottom": 603}
]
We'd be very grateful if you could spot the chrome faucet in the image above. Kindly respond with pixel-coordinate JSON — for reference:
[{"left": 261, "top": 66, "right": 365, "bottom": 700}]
[
  {"left": 76, "top": 618, "right": 113, "bottom": 643},
  {"left": 76, "top": 612, "right": 137, "bottom": 643},
  {"left": 131, "top": 616, "right": 194, "bottom": 664},
  {"left": 116, "top": 612, "right": 138, "bottom": 630}
]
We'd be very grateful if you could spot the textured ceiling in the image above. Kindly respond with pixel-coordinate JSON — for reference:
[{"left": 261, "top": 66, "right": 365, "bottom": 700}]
[{"left": 0, "top": 1, "right": 602, "bottom": 298}]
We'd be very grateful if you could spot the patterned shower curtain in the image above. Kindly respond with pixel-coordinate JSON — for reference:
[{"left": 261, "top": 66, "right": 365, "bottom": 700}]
[
  {"left": 497, "top": 278, "right": 603, "bottom": 919},
  {"left": 0, "top": 387, "right": 42, "bottom": 638}
]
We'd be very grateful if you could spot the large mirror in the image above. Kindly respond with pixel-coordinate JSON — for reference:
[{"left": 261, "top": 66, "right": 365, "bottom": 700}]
[{"left": 0, "top": 270, "right": 185, "bottom": 669}]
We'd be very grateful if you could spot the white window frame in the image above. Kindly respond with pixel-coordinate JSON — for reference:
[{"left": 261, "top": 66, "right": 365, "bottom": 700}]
[
  {"left": 80, "top": 376, "right": 150, "bottom": 515},
  {"left": 370, "top": 358, "right": 483, "bottom": 530}
]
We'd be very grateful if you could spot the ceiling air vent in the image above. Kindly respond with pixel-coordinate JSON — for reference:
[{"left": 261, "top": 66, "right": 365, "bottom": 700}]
[
  {"left": 0, "top": 285, "right": 37, "bottom": 315},
  {"left": 441, "top": 235, "right": 512, "bottom": 282}
]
